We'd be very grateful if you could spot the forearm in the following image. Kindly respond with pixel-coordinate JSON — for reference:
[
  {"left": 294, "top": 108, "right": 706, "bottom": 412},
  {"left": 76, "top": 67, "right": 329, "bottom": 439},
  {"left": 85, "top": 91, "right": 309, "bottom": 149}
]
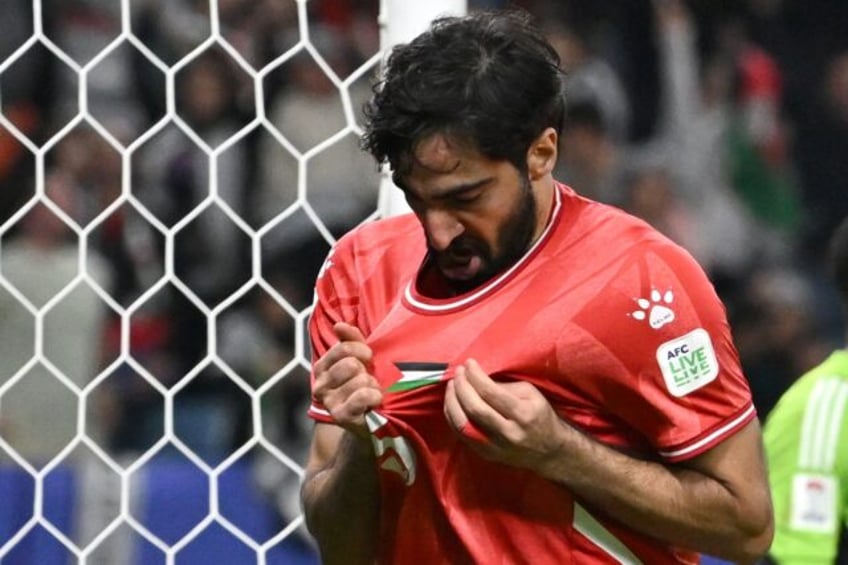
[
  {"left": 301, "top": 431, "right": 380, "bottom": 565},
  {"left": 539, "top": 420, "right": 771, "bottom": 563}
]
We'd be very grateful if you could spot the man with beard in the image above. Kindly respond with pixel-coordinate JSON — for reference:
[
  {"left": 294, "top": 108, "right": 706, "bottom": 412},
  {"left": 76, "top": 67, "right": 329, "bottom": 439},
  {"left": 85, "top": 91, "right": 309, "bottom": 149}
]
[{"left": 300, "top": 10, "right": 773, "bottom": 564}]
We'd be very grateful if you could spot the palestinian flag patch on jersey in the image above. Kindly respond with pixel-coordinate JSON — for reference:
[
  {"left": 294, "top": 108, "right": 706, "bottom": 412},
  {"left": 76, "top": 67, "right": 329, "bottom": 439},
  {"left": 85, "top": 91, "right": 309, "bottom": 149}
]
[{"left": 388, "top": 362, "right": 449, "bottom": 392}]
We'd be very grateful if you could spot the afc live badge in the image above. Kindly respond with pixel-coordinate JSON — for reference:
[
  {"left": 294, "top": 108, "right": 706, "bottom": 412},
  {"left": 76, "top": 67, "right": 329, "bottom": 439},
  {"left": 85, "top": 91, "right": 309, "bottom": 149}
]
[{"left": 656, "top": 329, "right": 719, "bottom": 397}]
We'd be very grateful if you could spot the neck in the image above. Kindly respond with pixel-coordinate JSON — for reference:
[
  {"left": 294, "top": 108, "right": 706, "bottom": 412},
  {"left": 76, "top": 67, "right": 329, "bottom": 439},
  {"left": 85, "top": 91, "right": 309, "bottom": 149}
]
[{"left": 531, "top": 177, "right": 556, "bottom": 244}]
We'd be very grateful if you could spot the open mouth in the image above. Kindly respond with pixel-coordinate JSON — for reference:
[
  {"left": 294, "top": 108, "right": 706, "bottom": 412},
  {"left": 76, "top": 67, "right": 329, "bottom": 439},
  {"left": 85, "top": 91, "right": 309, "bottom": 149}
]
[{"left": 438, "top": 253, "right": 482, "bottom": 281}]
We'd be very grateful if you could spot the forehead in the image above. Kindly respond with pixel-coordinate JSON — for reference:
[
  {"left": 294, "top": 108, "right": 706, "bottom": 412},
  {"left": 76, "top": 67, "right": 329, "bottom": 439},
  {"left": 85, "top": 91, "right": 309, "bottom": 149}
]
[
  {"left": 402, "top": 133, "right": 495, "bottom": 189},
  {"left": 412, "top": 134, "right": 467, "bottom": 173},
  {"left": 399, "top": 134, "right": 501, "bottom": 198}
]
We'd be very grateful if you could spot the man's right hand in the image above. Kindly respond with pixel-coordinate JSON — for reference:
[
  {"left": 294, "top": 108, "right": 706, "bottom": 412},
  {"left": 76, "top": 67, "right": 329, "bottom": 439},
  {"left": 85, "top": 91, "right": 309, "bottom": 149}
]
[{"left": 312, "top": 322, "right": 383, "bottom": 438}]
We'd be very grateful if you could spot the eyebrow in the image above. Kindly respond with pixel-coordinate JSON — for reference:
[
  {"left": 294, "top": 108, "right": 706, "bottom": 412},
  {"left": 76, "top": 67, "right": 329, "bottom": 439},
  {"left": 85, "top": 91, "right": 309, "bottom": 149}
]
[{"left": 406, "top": 177, "right": 494, "bottom": 201}]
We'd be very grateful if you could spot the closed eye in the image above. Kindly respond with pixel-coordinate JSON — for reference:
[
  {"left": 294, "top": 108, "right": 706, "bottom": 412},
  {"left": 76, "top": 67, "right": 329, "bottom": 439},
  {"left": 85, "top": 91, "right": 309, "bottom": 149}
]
[
  {"left": 400, "top": 177, "right": 492, "bottom": 211},
  {"left": 449, "top": 191, "right": 482, "bottom": 206},
  {"left": 444, "top": 180, "right": 490, "bottom": 206}
]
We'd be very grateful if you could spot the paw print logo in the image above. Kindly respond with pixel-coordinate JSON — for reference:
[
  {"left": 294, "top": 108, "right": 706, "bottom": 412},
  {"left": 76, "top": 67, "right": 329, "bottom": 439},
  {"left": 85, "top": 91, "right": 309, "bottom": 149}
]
[{"left": 630, "top": 289, "right": 675, "bottom": 329}]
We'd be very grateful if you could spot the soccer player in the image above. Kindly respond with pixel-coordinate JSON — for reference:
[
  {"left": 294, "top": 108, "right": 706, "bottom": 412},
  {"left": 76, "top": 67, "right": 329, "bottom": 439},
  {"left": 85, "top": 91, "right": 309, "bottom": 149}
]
[
  {"left": 300, "top": 10, "right": 773, "bottom": 564},
  {"left": 764, "top": 216, "right": 848, "bottom": 564}
]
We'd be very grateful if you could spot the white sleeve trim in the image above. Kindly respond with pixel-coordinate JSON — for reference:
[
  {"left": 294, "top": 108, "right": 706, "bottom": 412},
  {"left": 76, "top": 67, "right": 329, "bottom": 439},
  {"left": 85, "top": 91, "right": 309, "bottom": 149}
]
[{"left": 659, "top": 404, "right": 755, "bottom": 459}]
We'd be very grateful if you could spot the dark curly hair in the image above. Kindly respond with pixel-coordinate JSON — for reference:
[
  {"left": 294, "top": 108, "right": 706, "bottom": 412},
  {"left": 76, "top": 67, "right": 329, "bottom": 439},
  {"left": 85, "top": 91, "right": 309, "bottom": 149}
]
[{"left": 362, "top": 10, "right": 566, "bottom": 179}]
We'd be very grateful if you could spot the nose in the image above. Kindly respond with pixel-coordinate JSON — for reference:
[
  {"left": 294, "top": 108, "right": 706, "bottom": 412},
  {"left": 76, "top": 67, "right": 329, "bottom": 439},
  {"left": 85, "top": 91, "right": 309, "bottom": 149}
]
[{"left": 422, "top": 208, "right": 464, "bottom": 251}]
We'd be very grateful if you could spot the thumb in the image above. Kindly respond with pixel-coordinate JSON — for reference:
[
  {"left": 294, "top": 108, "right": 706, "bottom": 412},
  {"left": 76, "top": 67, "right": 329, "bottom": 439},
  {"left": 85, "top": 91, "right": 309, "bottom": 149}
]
[{"left": 333, "top": 321, "right": 367, "bottom": 343}]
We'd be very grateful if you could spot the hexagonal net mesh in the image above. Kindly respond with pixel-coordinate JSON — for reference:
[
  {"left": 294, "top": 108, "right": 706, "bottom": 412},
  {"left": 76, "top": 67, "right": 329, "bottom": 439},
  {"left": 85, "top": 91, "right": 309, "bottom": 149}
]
[{"left": 0, "top": 0, "right": 390, "bottom": 563}]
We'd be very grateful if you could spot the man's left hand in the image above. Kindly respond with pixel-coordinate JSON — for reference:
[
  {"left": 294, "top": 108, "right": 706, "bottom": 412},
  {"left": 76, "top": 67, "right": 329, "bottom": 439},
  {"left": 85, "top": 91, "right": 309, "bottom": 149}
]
[{"left": 443, "top": 358, "right": 566, "bottom": 473}]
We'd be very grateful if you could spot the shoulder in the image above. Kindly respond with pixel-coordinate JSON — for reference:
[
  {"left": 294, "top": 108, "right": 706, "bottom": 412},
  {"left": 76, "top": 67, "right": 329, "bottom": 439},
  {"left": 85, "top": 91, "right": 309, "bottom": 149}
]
[
  {"left": 315, "top": 214, "right": 424, "bottom": 296},
  {"left": 323, "top": 214, "right": 422, "bottom": 270},
  {"left": 549, "top": 187, "right": 723, "bottom": 338},
  {"left": 557, "top": 184, "right": 690, "bottom": 264},
  {"left": 334, "top": 214, "right": 423, "bottom": 258},
  {"left": 561, "top": 187, "right": 715, "bottom": 303}
]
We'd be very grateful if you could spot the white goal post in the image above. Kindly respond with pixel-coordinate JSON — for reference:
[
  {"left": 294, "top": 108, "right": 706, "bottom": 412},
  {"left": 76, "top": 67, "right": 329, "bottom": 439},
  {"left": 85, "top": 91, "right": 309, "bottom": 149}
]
[{"left": 378, "top": 0, "right": 468, "bottom": 218}]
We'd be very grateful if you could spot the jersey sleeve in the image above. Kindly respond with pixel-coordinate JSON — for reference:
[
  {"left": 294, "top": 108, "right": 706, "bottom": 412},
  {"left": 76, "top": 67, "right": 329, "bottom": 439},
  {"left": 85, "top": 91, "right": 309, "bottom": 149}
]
[
  {"left": 571, "top": 238, "right": 755, "bottom": 462},
  {"left": 307, "top": 237, "right": 362, "bottom": 422},
  {"left": 764, "top": 374, "right": 848, "bottom": 564}
]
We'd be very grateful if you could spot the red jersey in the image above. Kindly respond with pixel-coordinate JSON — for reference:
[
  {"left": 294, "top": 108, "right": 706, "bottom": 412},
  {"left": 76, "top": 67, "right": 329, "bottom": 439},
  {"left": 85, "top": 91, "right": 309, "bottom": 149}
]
[{"left": 308, "top": 183, "right": 755, "bottom": 564}]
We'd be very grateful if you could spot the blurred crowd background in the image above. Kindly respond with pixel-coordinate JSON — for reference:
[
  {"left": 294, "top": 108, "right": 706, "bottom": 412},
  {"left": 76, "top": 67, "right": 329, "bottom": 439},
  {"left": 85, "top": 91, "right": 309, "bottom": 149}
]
[{"left": 0, "top": 0, "right": 846, "bottom": 553}]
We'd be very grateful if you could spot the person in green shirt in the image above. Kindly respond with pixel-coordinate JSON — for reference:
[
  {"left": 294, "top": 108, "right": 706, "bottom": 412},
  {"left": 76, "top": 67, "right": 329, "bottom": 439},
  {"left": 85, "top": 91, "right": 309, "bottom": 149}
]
[{"left": 764, "top": 216, "right": 848, "bottom": 564}]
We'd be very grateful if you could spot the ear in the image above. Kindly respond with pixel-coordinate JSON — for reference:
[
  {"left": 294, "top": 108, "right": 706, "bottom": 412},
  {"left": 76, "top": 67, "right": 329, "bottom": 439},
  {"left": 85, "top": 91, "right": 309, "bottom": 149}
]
[{"left": 526, "top": 127, "right": 558, "bottom": 181}]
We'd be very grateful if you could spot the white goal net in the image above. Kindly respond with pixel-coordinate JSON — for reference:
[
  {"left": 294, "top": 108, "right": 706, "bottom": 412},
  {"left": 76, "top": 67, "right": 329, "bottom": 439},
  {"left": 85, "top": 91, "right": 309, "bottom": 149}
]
[{"left": 0, "top": 1, "right": 463, "bottom": 563}]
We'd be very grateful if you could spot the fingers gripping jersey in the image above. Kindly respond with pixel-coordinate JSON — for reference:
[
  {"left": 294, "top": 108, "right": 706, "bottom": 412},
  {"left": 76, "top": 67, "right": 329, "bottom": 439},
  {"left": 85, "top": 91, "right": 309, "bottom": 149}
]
[{"left": 308, "top": 184, "right": 755, "bottom": 564}]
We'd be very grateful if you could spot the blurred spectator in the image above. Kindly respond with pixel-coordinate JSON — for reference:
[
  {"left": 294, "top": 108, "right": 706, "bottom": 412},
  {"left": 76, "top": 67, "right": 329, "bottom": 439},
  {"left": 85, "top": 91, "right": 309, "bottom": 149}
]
[
  {"left": 136, "top": 48, "right": 250, "bottom": 308},
  {"left": 309, "top": 0, "right": 380, "bottom": 62},
  {"left": 131, "top": 0, "right": 213, "bottom": 65},
  {"left": 132, "top": 0, "right": 301, "bottom": 73},
  {"left": 556, "top": 0, "right": 774, "bottom": 283},
  {"left": 255, "top": 25, "right": 379, "bottom": 309},
  {"left": 543, "top": 17, "right": 631, "bottom": 143},
  {"left": 730, "top": 264, "right": 827, "bottom": 418},
  {"left": 619, "top": 160, "right": 701, "bottom": 256},
  {"left": 794, "top": 49, "right": 848, "bottom": 261},
  {"left": 556, "top": 100, "right": 627, "bottom": 205},
  {"left": 0, "top": 173, "right": 112, "bottom": 463},
  {"left": 0, "top": 0, "right": 54, "bottom": 225},
  {"left": 50, "top": 0, "right": 148, "bottom": 135},
  {"left": 217, "top": 275, "right": 309, "bottom": 458},
  {"left": 126, "top": 47, "right": 252, "bottom": 461},
  {"left": 217, "top": 277, "right": 312, "bottom": 535},
  {"left": 0, "top": 0, "right": 37, "bottom": 101},
  {"left": 726, "top": 31, "right": 803, "bottom": 240},
  {"left": 651, "top": 0, "right": 783, "bottom": 277}
]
